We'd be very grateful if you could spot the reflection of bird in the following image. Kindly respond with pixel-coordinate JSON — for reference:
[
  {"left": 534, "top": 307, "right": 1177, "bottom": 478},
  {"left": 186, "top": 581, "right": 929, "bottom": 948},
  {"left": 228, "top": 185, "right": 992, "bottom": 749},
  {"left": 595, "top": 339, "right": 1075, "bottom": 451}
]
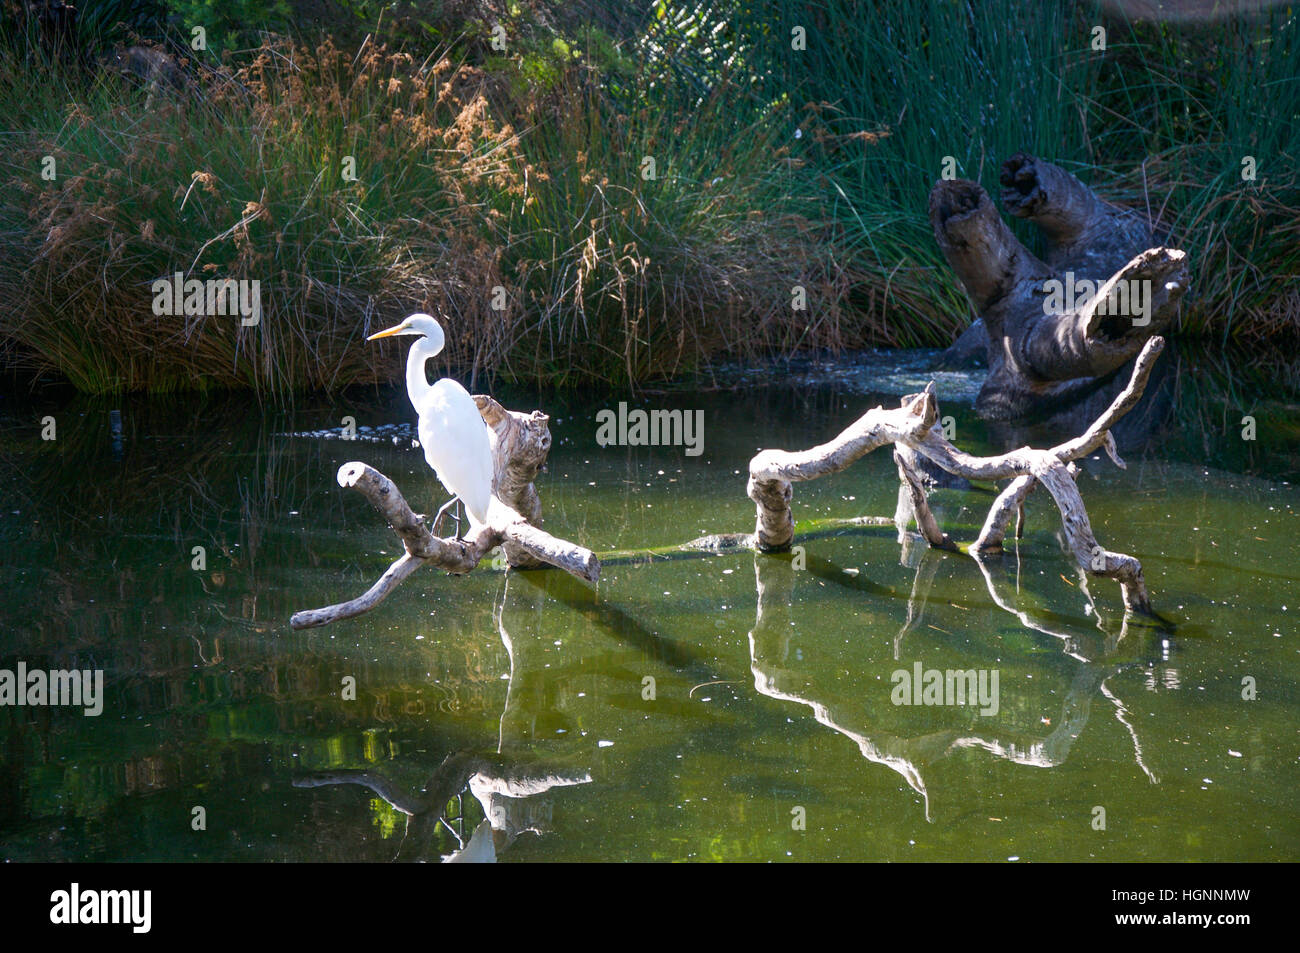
[
  {"left": 293, "top": 750, "right": 593, "bottom": 863},
  {"left": 368, "top": 313, "right": 493, "bottom": 534}
]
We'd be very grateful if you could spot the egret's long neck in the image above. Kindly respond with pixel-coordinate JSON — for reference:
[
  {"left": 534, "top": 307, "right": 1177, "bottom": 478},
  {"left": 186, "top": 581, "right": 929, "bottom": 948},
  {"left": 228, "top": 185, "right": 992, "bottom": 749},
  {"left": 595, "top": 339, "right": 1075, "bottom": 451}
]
[{"left": 404, "top": 335, "right": 439, "bottom": 410}]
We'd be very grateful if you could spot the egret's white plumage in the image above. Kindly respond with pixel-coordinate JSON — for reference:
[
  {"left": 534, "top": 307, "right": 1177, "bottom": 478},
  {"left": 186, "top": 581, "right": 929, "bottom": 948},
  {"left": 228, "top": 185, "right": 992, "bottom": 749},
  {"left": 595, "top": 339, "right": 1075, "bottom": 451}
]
[{"left": 368, "top": 313, "right": 493, "bottom": 529}]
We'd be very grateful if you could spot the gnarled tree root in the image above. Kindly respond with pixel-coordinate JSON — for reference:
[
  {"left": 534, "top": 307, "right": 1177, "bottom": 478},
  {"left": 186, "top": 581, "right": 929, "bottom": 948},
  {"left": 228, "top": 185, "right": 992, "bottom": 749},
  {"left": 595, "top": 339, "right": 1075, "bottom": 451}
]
[
  {"left": 747, "top": 337, "right": 1165, "bottom": 614},
  {"left": 929, "top": 153, "right": 1188, "bottom": 424},
  {"left": 289, "top": 398, "right": 599, "bottom": 630}
]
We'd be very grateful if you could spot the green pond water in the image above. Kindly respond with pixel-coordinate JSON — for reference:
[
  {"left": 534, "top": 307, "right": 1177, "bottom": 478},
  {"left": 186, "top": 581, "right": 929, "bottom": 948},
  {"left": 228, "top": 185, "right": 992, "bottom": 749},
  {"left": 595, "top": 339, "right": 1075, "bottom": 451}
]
[{"left": 1, "top": 351, "right": 1297, "bottom": 862}]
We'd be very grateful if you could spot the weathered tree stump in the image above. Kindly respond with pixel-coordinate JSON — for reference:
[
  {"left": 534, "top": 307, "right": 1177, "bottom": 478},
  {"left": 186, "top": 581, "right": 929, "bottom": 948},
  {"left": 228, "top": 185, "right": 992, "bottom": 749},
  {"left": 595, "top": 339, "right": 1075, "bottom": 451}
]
[
  {"left": 747, "top": 337, "right": 1166, "bottom": 613},
  {"left": 289, "top": 398, "right": 598, "bottom": 629},
  {"left": 930, "top": 153, "right": 1189, "bottom": 428},
  {"left": 475, "top": 395, "right": 552, "bottom": 569}
]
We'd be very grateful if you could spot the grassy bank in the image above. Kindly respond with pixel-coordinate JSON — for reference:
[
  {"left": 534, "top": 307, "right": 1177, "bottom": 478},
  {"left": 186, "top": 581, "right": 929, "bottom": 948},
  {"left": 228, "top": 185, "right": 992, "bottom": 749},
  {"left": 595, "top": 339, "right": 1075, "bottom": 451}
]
[
  {"left": 768, "top": 0, "right": 1300, "bottom": 350},
  {"left": 0, "top": 0, "right": 1297, "bottom": 400}
]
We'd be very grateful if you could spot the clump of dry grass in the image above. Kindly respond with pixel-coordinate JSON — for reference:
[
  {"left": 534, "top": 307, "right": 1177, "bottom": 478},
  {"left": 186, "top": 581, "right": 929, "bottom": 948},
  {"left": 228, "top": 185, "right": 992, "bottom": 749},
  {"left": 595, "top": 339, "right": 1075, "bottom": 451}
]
[
  {"left": 0, "top": 30, "right": 884, "bottom": 398},
  {"left": 0, "top": 37, "right": 535, "bottom": 396}
]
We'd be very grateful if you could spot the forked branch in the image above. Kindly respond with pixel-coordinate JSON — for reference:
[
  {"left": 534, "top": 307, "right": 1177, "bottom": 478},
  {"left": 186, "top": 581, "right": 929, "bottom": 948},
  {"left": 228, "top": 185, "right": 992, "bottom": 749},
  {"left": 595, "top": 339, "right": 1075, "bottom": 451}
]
[{"left": 747, "top": 337, "right": 1166, "bottom": 613}]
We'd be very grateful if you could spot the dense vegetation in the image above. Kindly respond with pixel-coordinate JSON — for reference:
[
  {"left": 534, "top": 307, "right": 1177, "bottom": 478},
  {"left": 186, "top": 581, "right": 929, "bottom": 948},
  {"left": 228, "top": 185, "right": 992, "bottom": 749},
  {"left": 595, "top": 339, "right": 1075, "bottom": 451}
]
[{"left": 1, "top": 0, "right": 1297, "bottom": 399}]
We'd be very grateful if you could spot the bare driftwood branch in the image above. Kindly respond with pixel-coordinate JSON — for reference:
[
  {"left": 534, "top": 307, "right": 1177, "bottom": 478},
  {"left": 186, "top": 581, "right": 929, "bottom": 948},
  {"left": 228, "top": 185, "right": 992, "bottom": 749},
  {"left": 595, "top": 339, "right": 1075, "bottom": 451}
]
[
  {"left": 894, "top": 444, "right": 957, "bottom": 552},
  {"left": 747, "top": 389, "right": 936, "bottom": 550},
  {"left": 974, "top": 474, "right": 1037, "bottom": 552},
  {"left": 475, "top": 395, "right": 548, "bottom": 567},
  {"left": 746, "top": 337, "right": 1166, "bottom": 613},
  {"left": 290, "top": 401, "right": 598, "bottom": 630}
]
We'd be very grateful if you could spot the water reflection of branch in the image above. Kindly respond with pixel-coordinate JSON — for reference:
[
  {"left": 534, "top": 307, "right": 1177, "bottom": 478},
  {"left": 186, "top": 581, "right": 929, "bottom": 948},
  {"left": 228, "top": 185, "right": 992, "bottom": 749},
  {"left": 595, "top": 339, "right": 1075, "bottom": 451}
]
[
  {"left": 969, "top": 551, "right": 1095, "bottom": 662},
  {"left": 893, "top": 497, "right": 944, "bottom": 661},
  {"left": 749, "top": 552, "right": 1159, "bottom": 822},
  {"left": 1099, "top": 681, "right": 1159, "bottom": 784},
  {"left": 944, "top": 664, "right": 1107, "bottom": 768},
  {"left": 892, "top": 486, "right": 1161, "bottom": 784},
  {"left": 967, "top": 547, "right": 1160, "bottom": 783},
  {"left": 750, "top": 555, "right": 938, "bottom": 818}
]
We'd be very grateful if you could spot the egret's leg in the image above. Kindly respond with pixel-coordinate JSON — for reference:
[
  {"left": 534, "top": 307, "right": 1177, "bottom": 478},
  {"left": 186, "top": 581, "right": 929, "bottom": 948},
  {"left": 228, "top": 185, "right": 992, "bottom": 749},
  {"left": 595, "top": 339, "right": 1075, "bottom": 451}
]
[{"left": 431, "top": 497, "right": 460, "bottom": 537}]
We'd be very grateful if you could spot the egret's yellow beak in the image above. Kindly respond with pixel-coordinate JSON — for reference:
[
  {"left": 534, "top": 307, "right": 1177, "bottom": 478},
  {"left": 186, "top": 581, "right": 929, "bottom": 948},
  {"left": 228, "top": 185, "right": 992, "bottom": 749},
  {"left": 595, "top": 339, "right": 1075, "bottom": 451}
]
[{"left": 367, "top": 323, "right": 407, "bottom": 341}]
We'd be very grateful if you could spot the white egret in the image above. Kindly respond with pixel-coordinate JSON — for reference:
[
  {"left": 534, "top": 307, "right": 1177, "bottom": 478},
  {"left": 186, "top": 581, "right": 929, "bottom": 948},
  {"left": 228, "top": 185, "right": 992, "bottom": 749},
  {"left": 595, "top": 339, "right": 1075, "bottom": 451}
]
[{"left": 367, "top": 313, "right": 493, "bottom": 535}]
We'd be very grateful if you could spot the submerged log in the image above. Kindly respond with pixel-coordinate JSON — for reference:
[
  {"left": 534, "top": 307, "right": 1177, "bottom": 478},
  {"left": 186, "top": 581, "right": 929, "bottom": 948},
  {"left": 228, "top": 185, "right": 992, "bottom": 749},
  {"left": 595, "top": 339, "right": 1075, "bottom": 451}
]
[
  {"left": 930, "top": 153, "right": 1189, "bottom": 428},
  {"left": 289, "top": 400, "right": 598, "bottom": 630},
  {"left": 747, "top": 337, "right": 1166, "bottom": 613}
]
